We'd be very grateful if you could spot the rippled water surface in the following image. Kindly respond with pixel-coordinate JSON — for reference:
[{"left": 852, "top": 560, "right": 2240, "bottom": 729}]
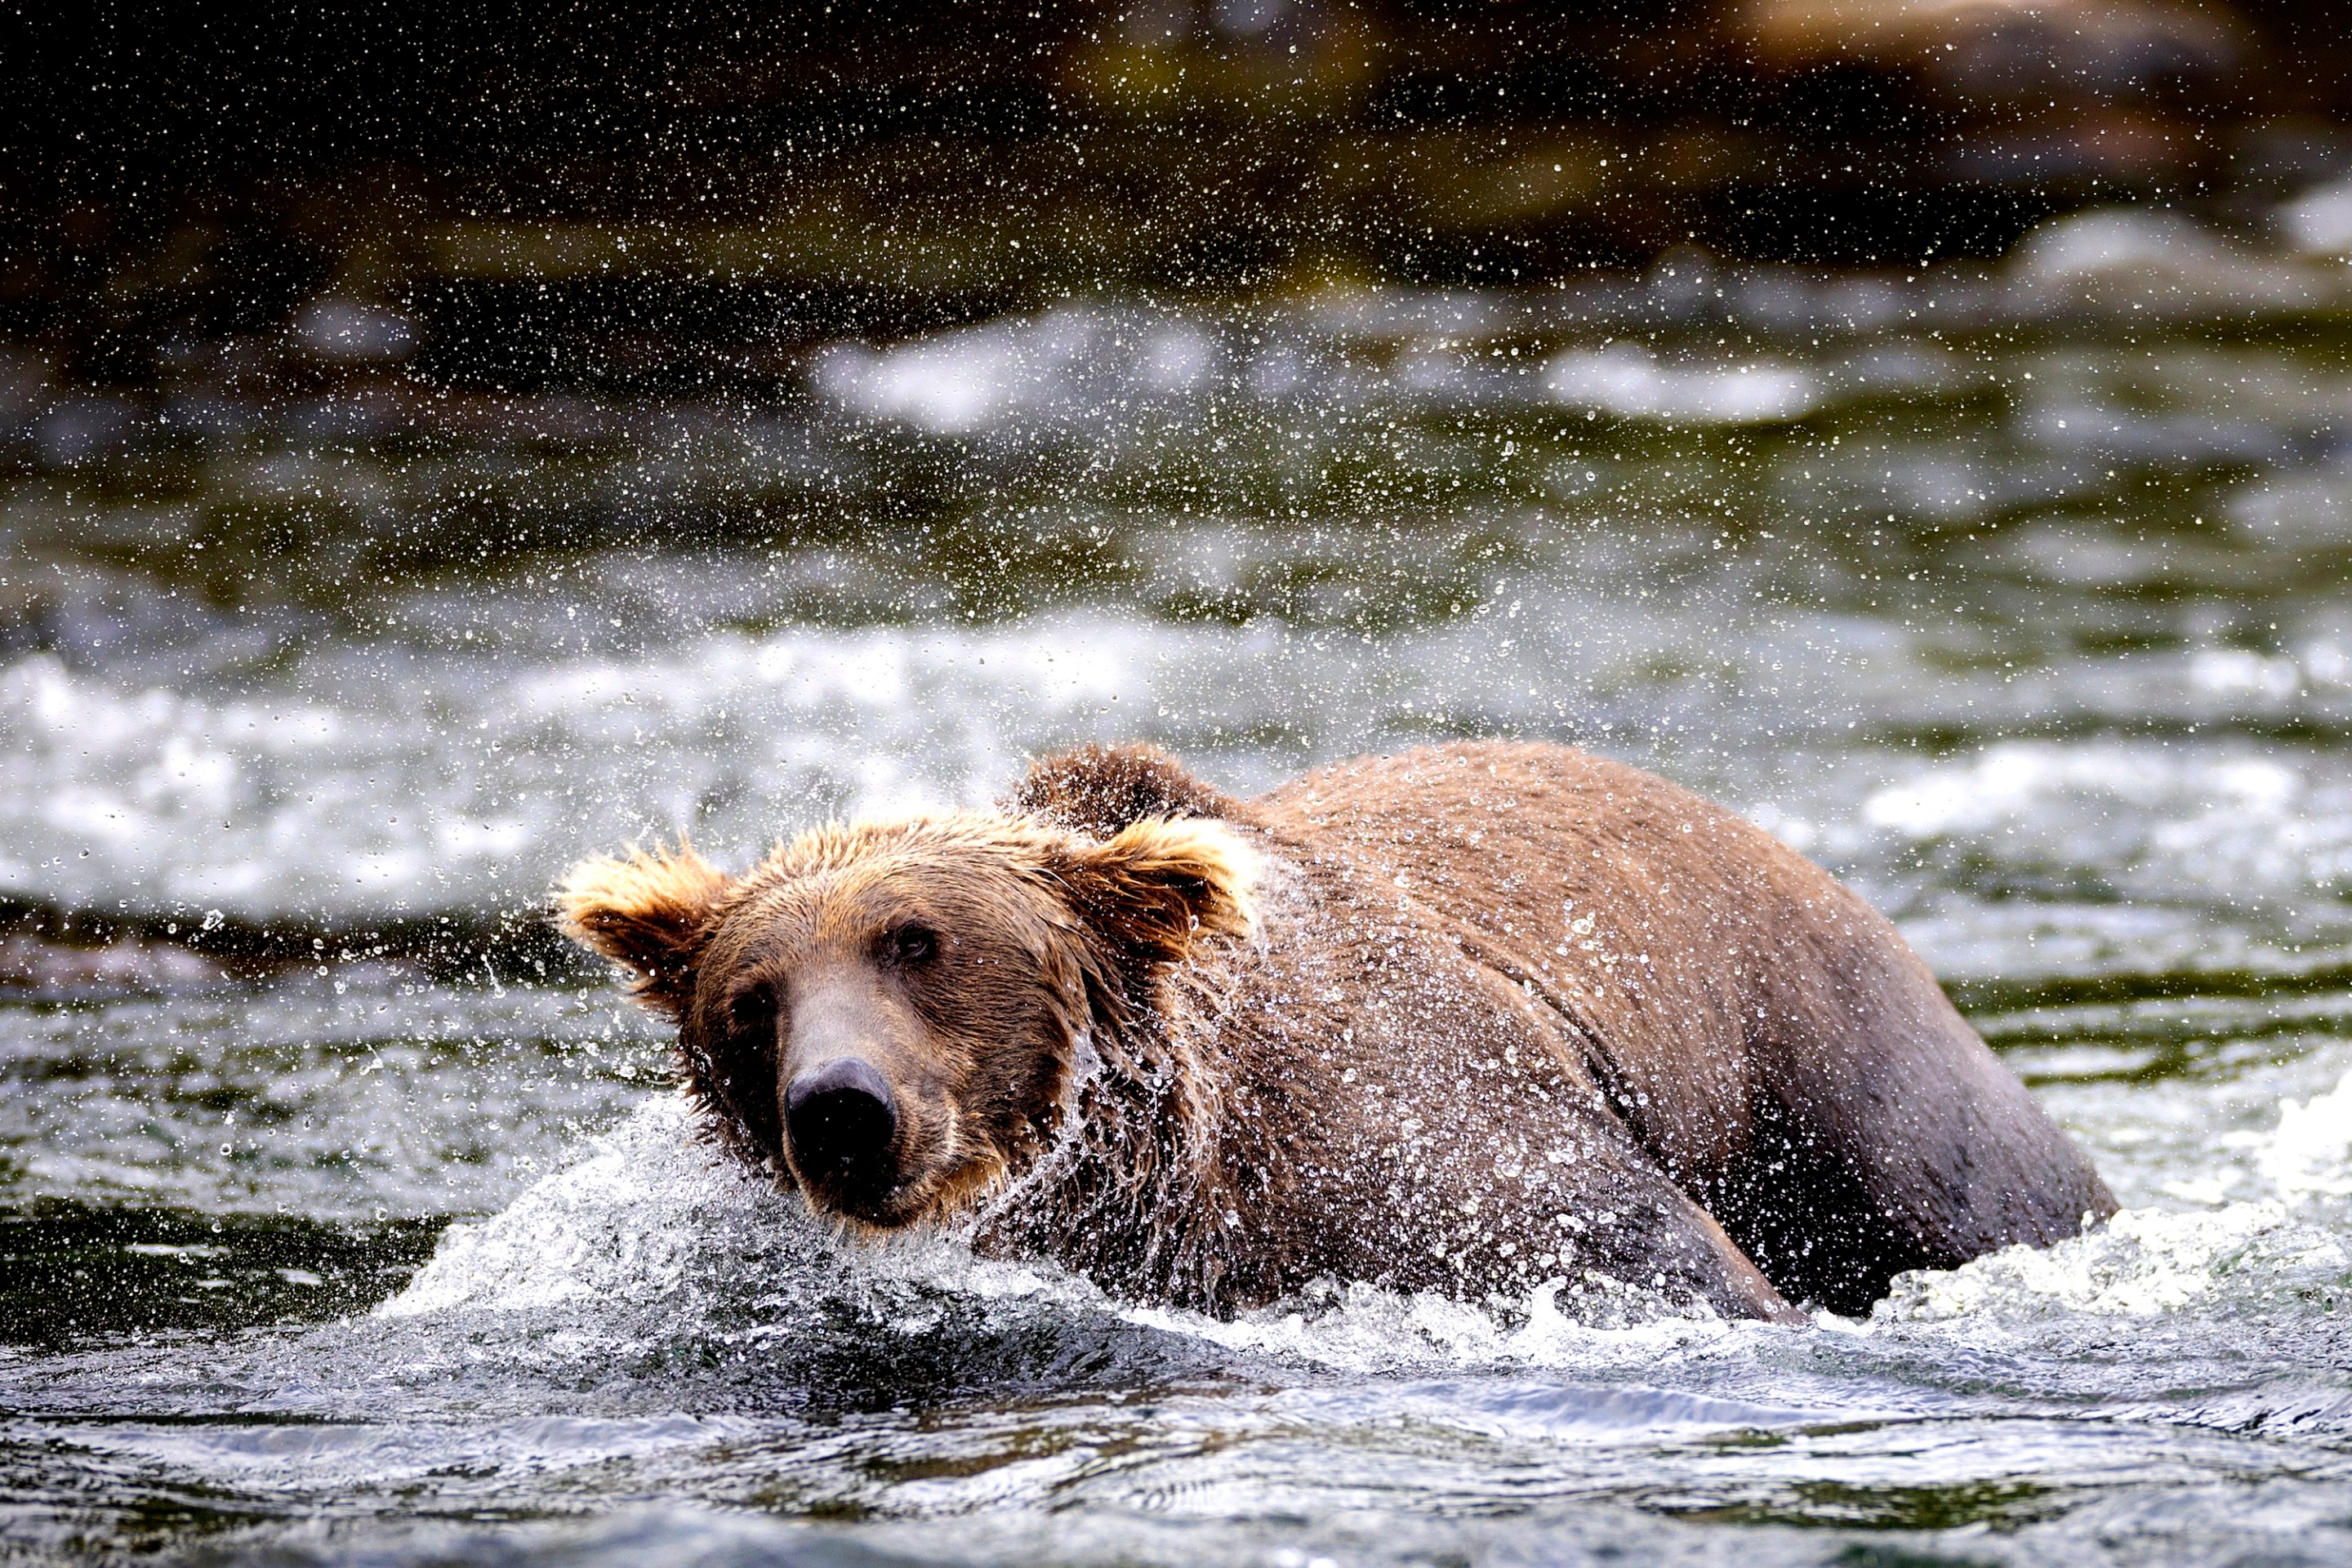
[{"left": 5, "top": 208, "right": 2352, "bottom": 1566}]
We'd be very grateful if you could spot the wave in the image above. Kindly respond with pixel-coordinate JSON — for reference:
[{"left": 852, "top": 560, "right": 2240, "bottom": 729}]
[
  {"left": 8, "top": 612, "right": 2352, "bottom": 1000},
  {"left": 381, "top": 1060, "right": 2352, "bottom": 1390}
]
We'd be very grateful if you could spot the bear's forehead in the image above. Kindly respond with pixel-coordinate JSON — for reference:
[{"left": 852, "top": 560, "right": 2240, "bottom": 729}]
[
  {"left": 722, "top": 840, "right": 1053, "bottom": 941},
  {"left": 762, "top": 815, "right": 1057, "bottom": 881},
  {"left": 737, "top": 864, "right": 941, "bottom": 926}
]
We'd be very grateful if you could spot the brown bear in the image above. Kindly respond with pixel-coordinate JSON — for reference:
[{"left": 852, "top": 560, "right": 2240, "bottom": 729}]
[{"left": 558, "top": 741, "right": 2114, "bottom": 1321}]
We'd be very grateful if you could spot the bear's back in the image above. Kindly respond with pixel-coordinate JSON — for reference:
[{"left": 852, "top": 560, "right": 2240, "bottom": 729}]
[{"left": 1252, "top": 739, "right": 2113, "bottom": 1314}]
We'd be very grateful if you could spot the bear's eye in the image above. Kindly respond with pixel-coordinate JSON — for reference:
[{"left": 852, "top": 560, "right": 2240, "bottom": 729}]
[
  {"left": 727, "top": 985, "right": 776, "bottom": 1033},
  {"left": 886, "top": 924, "right": 938, "bottom": 965}
]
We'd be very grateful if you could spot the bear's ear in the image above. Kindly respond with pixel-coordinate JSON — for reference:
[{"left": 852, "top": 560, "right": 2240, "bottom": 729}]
[
  {"left": 555, "top": 841, "right": 733, "bottom": 1018},
  {"left": 1049, "top": 816, "right": 1258, "bottom": 975},
  {"left": 1004, "top": 742, "right": 1245, "bottom": 839}
]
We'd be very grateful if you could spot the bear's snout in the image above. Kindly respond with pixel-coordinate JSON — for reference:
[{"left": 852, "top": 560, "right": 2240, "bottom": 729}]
[{"left": 785, "top": 1057, "right": 901, "bottom": 1209}]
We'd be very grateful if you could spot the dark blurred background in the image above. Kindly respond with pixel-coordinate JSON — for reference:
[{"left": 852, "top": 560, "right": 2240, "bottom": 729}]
[{"left": 5, "top": 0, "right": 2346, "bottom": 399}]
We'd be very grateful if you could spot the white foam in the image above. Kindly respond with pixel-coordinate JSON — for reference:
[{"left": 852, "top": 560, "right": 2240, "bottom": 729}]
[
  {"left": 10, "top": 583, "right": 1909, "bottom": 920},
  {"left": 1124, "top": 1275, "right": 1748, "bottom": 1379},
  {"left": 1860, "top": 738, "right": 2305, "bottom": 837},
  {"left": 2258, "top": 1068, "right": 2352, "bottom": 1200},
  {"left": 2008, "top": 208, "right": 2332, "bottom": 311},
  {"left": 1875, "top": 1203, "right": 2319, "bottom": 1322},
  {"left": 387, "top": 1096, "right": 1749, "bottom": 1377},
  {"left": 0, "top": 613, "right": 1240, "bottom": 916},
  {"left": 1876, "top": 1060, "right": 2352, "bottom": 1326},
  {"left": 1544, "top": 344, "right": 1817, "bottom": 425},
  {"left": 385, "top": 1048, "right": 2352, "bottom": 1388},
  {"left": 813, "top": 306, "right": 1222, "bottom": 434},
  {"left": 381, "top": 1094, "right": 760, "bottom": 1316},
  {"left": 2283, "top": 175, "right": 2352, "bottom": 256},
  {"left": 816, "top": 311, "right": 1095, "bottom": 433},
  {"left": 2013, "top": 209, "right": 2218, "bottom": 281},
  {"left": 383, "top": 1093, "right": 1093, "bottom": 1322}
]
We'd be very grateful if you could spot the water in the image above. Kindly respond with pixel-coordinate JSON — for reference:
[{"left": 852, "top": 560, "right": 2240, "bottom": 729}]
[{"left": 4, "top": 203, "right": 2352, "bottom": 1565}]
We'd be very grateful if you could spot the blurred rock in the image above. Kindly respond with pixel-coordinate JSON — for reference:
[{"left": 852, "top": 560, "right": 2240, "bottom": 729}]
[
  {"left": 0, "top": 349, "right": 49, "bottom": 425},
  {"left": 1940, "top": 108, "right": 2198, "bottom": 183},
  {"left": 1739, "top": 0, "right": 2245, "bottom": 92}
]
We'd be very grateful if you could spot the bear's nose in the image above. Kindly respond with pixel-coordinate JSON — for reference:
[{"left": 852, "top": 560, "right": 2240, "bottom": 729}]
[{"left": 784, "top": 1058, "right": 899, "bottom": 1196}]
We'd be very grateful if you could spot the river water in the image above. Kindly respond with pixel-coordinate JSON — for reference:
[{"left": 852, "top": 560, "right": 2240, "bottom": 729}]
[{"left": 3, "top": 205, "right": 2351, "bottom": 1565}]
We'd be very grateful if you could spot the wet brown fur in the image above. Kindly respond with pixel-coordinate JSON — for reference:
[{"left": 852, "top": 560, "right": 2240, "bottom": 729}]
[
  {"left": 1005, "top": 741, "right": 1245, "bottom": 838},
  {"left": 559, "top": 741, "right": 2115, "bottom": 1320}
]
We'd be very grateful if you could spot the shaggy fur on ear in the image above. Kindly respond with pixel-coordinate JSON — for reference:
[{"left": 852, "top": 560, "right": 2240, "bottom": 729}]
[
  {"left": 555, "top": 841, "right": 733, "bottom": 1017},
  {"left": 1006, "top": 743, "right": 1249, "bottom": 839},
  {"left": 1049, "top": 816, "right": 1258, "bottom": 1013}
]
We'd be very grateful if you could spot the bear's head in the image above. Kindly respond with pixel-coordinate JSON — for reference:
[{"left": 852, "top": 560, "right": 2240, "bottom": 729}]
[{"left": 556, "top": 811, "right": 1255, "bottom": 1228}]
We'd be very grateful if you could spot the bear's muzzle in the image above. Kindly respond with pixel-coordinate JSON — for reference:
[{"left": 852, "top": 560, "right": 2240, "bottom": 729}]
[{"left": 785, "top": 1057, "right": 901, "bottom": 1214}]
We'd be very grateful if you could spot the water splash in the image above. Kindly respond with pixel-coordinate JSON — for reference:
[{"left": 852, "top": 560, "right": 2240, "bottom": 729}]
[
  {"left": 2258, "top": 1067, "right": 2352, "bottom": 1200},
  {"left": 385, "top": 1060, "right": 2352, "bottom": 1385}
]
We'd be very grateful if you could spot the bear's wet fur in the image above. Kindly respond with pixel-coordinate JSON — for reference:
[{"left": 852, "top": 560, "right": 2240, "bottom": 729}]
[{"left": 559, "top": 742, "right": 2115, "bottom": 1320}]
